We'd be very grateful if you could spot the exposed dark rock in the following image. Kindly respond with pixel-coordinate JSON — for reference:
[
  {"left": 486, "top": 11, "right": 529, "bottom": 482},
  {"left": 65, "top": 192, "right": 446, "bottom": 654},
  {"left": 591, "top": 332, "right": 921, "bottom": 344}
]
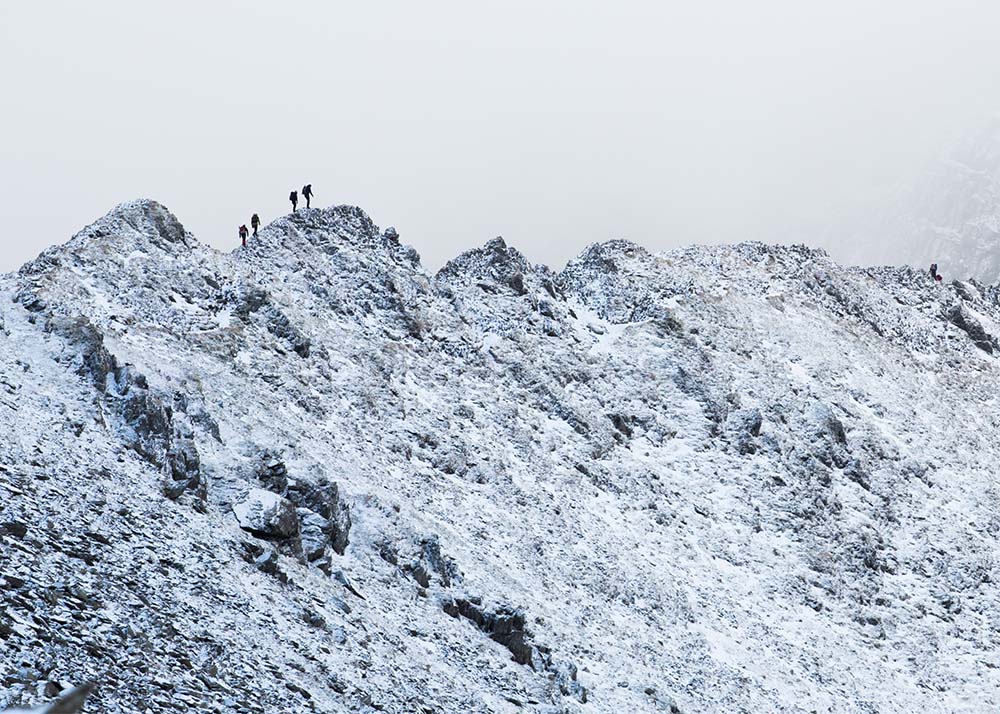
[
  {"left": 298, "top": 509, "right": 331, "bottom": 562},
  {"left": 609, "top": 413, "right": 635, "bottom": 438},
  {"left": 234, "top": 288, "right": 269, "bottom": 318},
  {"left": 14, "top": 289, "right": 47, "bottom": 314},
  {"left": 235, "top": 289, "right": 313, "bottom": 358},
  {"left": 133, "top": 200, "right": 189, "bottom": 247},
  {"left": 239, "top": 540, "right": 265, "bottom": 563},
  {"left": 254, "top": 550, "right": 281, "bottom": 576},
  {"left": 47, "top": 317, "right": 205, "bottom": 505},
  {"left": 302, "top": 608, "right": 327, "bottom": 629},
  {"left": 233, "top": 489, "right": 300, "bottom": 542},
  {"left": 419, "top": 536, "right": 461, "bottom": 588},
  {"left": 440, "top": 596, "right": 586, "bottom": 702},
  {"left": 286, "top": 481, "right": 352, "bottom": 556},
  {"left": 251, "top": 454, "right": 352, "bottom": 559},
  {"left": 558, "top": 239, "right": 652, "bottom": 323},
  {"left": 256, "top": 452, "right": 289, "bottom": 493},
  {"left": 0, "top": 520, "right": 28, "bottom": 539},
  {"left": 9, "top": 199, "right": 1000, "bottom": 713},
  {"left": 844, "top": 459, "right": 872, "bottom": 491},
  {"left": 377, "top": 541, "right": 399, "bottom": 566},
  {"left": 448, "top": 599, "right": 538, "bottom": 666},
  {"left": 944, "top": 303, "right": 997, "bottom": 353},
  {"left": 409, "top": 564, "right": 431, "bottom": 589}
]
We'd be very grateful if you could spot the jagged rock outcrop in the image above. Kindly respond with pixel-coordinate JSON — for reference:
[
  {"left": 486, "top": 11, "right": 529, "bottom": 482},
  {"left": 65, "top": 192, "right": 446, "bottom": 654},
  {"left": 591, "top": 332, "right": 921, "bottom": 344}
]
[
  {"left": 40, "top": 316, "right": 206, "bottom": 505},
  {"left": 442, "top": 597, "right": 587, "bottom": 703},
  {"left": 233, "top": 488, "right": 300, "bottom": 540},
  {"left": 438, "top": 237, "right": 533, "bottom": 295},
  {"left": 249, "top": 452, "right": 352, "bottom": 562},
  {"left": 234, "top": 289, "right": 313, "bottom": 358},
  {"left": 943, "top": 301, "right": 997, "bottom": 353},
  {"left": 4, "top": 200, "right": 1000, "bottom": 713}
]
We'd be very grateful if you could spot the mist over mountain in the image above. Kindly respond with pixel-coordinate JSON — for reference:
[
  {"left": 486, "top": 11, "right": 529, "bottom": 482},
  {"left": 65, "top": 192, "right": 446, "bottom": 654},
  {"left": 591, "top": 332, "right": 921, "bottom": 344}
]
[
  {"left": 831, "top": 117, "right": 1000, "bottom": 283},
  {"left": 2, "top": 201, "right": 1000, "bottom": 713}
]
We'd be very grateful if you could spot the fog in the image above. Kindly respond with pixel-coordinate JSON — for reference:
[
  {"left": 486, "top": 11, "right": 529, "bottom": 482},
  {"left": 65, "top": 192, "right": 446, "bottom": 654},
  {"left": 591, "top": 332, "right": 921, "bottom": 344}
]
[{"left": 2, "top": 0, "right": 999, "bottom": 273}]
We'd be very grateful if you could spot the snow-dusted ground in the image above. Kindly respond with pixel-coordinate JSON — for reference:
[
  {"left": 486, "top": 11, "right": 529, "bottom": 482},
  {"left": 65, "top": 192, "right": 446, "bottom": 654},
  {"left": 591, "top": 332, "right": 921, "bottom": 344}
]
[{"left": 2, "top": 200, "right": 1000, "bottom": 713}]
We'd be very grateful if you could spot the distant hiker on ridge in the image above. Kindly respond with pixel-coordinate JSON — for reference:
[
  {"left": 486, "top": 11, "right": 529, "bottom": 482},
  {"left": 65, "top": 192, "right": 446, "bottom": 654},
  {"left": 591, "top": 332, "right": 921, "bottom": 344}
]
[
  {"left": 302, "top": 184, "right": 313, "bottom": 209},
  {"left": 930, "top": 263, "right": 938, "bottom": 280},
  {"left": 251, "top": 213, "right": 260, "bottom": 237},
  {"left": 239, "top": 224, "right": 249, "bottom": 247},
  {"left": 289, "top": 190, "right": 298, "bottom": 212}
]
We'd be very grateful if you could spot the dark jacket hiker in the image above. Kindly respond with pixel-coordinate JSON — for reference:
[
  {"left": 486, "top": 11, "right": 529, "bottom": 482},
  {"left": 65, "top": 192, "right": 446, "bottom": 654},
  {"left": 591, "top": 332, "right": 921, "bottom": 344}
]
[
  {"left": 289, "top": 191, "right": 298, "bottom": 212},
  {"left": 302, "top": 184, "right": 313, "bottom": 208}
]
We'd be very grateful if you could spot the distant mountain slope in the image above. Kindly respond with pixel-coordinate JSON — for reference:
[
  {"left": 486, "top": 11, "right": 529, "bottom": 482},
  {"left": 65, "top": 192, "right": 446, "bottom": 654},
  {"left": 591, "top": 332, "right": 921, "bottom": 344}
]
[
  {"left": 2, "top": 201, "right": 1000, "bottom": 713},
  {"left": 837, "top": 118, "right": 1000, "bottom": 283}
]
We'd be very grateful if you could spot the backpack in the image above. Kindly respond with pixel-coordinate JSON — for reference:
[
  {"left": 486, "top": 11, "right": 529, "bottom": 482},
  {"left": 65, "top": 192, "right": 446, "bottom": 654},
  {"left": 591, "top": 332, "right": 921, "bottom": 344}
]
[
  {"left": 290, "top": 192, "right": 297, "bottom": 201},
  {"left": 303, "top": 184, "right": 311, "bottom": 195}
]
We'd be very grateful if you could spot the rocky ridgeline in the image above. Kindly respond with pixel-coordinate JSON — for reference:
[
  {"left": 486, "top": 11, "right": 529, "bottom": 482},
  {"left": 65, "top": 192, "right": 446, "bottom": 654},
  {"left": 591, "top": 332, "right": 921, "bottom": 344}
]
[{"left": 2, "top": 200, "right": 1000, "bottom": 712}]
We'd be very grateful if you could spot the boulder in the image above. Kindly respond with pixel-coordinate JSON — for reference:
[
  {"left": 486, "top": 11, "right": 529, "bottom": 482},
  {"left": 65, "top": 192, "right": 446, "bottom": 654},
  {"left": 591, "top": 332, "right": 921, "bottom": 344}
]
[
  {"left": 298, "top": 509, "right": 331, "bottom": 562},
  {"left": 233, "top": 489, "right": 299, "bottom": 541},
  {"left": 286, "top": 481, "right": 351, "bottom": 555}
]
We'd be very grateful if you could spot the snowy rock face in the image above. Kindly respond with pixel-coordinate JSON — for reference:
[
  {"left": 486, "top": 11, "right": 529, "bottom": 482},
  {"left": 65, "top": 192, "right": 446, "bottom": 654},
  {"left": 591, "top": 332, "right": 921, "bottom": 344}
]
[
  {"left": 232, "top": 488, "right": 300, "bottom": 541},
  {"left": 839, "top": 117, "right": 1000, "bottom": 282},
  {"left": 3, "top": 201, "right": 1000, "bottom": 713}
]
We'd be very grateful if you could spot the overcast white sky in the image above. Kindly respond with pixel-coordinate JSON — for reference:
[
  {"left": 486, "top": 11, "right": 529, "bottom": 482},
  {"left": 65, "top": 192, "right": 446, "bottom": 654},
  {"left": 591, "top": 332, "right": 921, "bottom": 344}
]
[{"left": 2, "top": 0, "right": 1000, "bottom": 272}]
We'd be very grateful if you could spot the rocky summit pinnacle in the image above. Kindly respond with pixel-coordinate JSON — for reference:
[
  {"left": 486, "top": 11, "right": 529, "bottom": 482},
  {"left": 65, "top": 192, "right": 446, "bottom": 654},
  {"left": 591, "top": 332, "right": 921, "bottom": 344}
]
[{"left": 2, "top": 201, "right": 1000, "bottom": 713}]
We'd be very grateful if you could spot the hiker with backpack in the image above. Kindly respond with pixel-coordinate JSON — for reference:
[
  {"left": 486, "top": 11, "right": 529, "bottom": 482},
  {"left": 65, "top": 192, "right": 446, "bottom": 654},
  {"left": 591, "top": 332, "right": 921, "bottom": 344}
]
[
  {"left": 302, "top": 184, "right": 313, "bottom": 209},
  {"left": 289, "top": 190, "right": 298, "bottom": 212},
  {"left": 251, "top": 213, "right": 260, "bottom": 237},
  {"left": 239, "top": 224, "right": 249, "bottom": 247},
  {"left": 930, "top": 263, "right": 938, "bottom": 279}
]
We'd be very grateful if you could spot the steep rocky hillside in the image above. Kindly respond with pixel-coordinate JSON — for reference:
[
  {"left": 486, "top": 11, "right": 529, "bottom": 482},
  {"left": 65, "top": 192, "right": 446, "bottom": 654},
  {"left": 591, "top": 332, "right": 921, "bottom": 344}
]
[{"left": 2, "top": 201, "right": 1000, "bottom": 713}]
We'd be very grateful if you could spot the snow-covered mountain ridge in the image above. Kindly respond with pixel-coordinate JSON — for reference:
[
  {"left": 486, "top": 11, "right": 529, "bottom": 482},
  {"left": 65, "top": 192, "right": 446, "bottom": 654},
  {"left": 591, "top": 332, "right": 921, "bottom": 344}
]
[{"left": 2, "top": 200, "right": 1000, "bottom": 713}]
